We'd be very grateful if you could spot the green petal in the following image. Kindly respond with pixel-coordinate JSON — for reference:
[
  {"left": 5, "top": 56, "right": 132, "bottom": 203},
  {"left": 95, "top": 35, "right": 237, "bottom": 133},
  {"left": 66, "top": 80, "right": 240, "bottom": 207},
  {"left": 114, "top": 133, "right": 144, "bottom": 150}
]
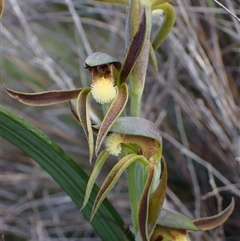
[
  {"left": 76, "top": 88, "right": 94, "bottom": 163},
  {"left": 152, "top": 3, "right": 176, "bottom": 50},
  {"left": 193, "top": 198, "right": 235, "bottom": 231},
  {"left": 91, "top": 154, "right": 149, "bottom": 220},
  {"left": 109, "top": 117, "right": 162, "bottom": 146},
  {"left": 120, "top": 7, "right": 147, "bottom": 84},
  {"left": 148, "top": 157, "right": 167, "bottom": 235},
  {"left": 157, "top": 208, "right": 199, "bottom": 231},
  {"left": 82, "top": 150, "right": 110, "bottom": 210},
  {"left": 95, "top": 83, "right": 128, "bottom": 155},
  {"left": 138, "top": 163, "right": 156, "bottom": 241},
  {"left": 4, "top": 85, "right": 82, "bottom": 106}
]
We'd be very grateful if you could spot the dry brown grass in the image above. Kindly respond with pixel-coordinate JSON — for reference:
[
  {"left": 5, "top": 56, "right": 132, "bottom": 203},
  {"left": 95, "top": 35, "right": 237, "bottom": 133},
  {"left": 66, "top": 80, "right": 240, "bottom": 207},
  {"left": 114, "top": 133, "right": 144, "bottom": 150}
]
[{"left": 1, "top": 0, "right": 239, "bottom": 240}]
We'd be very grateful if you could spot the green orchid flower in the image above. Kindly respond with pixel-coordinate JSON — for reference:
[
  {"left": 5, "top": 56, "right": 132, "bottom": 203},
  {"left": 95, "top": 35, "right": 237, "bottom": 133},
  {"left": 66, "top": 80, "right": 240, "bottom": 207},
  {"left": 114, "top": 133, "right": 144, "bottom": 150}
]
[
  {"left": 80, "top": 117, "right": 167, "bottom": 241},
  {"left": 4, "top": 7, "right": 147, "bottom": 163},
  {"left": 90, "top": 0, "right": 175, "bottom": 116},
  {"left": 150, "top": 199, "right": 235, "bottom": 241},
  {"left": 80, "top": 116, "right": 235, "bottom": 241}
]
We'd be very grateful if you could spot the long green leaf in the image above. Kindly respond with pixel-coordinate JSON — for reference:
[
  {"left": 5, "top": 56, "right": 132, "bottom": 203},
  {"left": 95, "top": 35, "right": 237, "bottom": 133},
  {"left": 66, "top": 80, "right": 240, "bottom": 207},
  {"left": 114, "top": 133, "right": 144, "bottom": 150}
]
[{"left": 0, "top": 105, "right": 134, "bottom": 241}]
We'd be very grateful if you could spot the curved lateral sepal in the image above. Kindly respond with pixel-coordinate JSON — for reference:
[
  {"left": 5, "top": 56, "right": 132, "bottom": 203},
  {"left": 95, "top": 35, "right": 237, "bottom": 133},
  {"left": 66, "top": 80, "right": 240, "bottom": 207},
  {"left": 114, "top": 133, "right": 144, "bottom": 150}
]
[
  {"left": 152, "top": 3, "right": 176, "bottom": 50},
  {"left": 148, "top": 156, "right": 167, "bottom": 235},
  {"left": 138, "top": 163, "right": 156, "bottom": 241},
  {"left": 120, "top": 7, "right": 147, "bottom": 84},
  {"left": 69, "top": 101, "right": 80, "bottom": 123},
  {"left": 76, "top": 88, "right": 94, "bottom": 164},
  {"left": 193, "top": 198, "right": 235, "bottom": 231},
  {"left": 69, "top": 102, "right": 99, "bottom": 135},
  {"left": 81, "top": 150, "right": 110, "bottom": 210},
  {"left": 91, "top": 154, "right": 149, "bottom": 221},
  {"left": 4, "top": 85, "right": 82, "bottom": 106},
  {"left": 95, "top": 83, "right": 128, "bottom": 155}
]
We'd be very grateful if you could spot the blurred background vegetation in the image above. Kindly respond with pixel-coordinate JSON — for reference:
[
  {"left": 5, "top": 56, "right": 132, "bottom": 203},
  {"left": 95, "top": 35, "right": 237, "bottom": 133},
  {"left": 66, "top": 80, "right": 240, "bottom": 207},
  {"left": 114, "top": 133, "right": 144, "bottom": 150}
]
[{"left": 1, "top": 0, "right": 239, "bottom": 240}]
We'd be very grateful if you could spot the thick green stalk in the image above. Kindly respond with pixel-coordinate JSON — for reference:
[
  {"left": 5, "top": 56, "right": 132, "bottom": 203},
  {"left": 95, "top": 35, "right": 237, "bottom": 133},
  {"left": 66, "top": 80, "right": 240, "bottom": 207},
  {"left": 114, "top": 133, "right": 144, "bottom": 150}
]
[{"left": 125, "top": 0, "right": 152, "bottom": 234}]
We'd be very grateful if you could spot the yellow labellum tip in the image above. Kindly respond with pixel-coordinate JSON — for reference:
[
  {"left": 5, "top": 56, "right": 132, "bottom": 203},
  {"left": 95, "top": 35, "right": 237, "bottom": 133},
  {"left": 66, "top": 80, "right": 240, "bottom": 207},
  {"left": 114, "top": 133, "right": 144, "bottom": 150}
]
[
  {"left": 106, "top": 133, "right": 123, "bottom": 156},
  {"left": 91, "top": 77, "right": 116, "bottom": 104}
]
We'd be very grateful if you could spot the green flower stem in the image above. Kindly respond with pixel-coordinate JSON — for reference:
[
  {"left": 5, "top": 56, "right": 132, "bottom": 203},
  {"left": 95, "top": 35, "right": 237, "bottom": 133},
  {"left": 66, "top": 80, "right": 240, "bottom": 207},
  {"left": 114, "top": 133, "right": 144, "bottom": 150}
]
[
  {"left": 129, "top": 90, "right": 143, "bottom": 117},
  {"left": 125, "top": 0, "right": 152, "bottom": 234}
]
